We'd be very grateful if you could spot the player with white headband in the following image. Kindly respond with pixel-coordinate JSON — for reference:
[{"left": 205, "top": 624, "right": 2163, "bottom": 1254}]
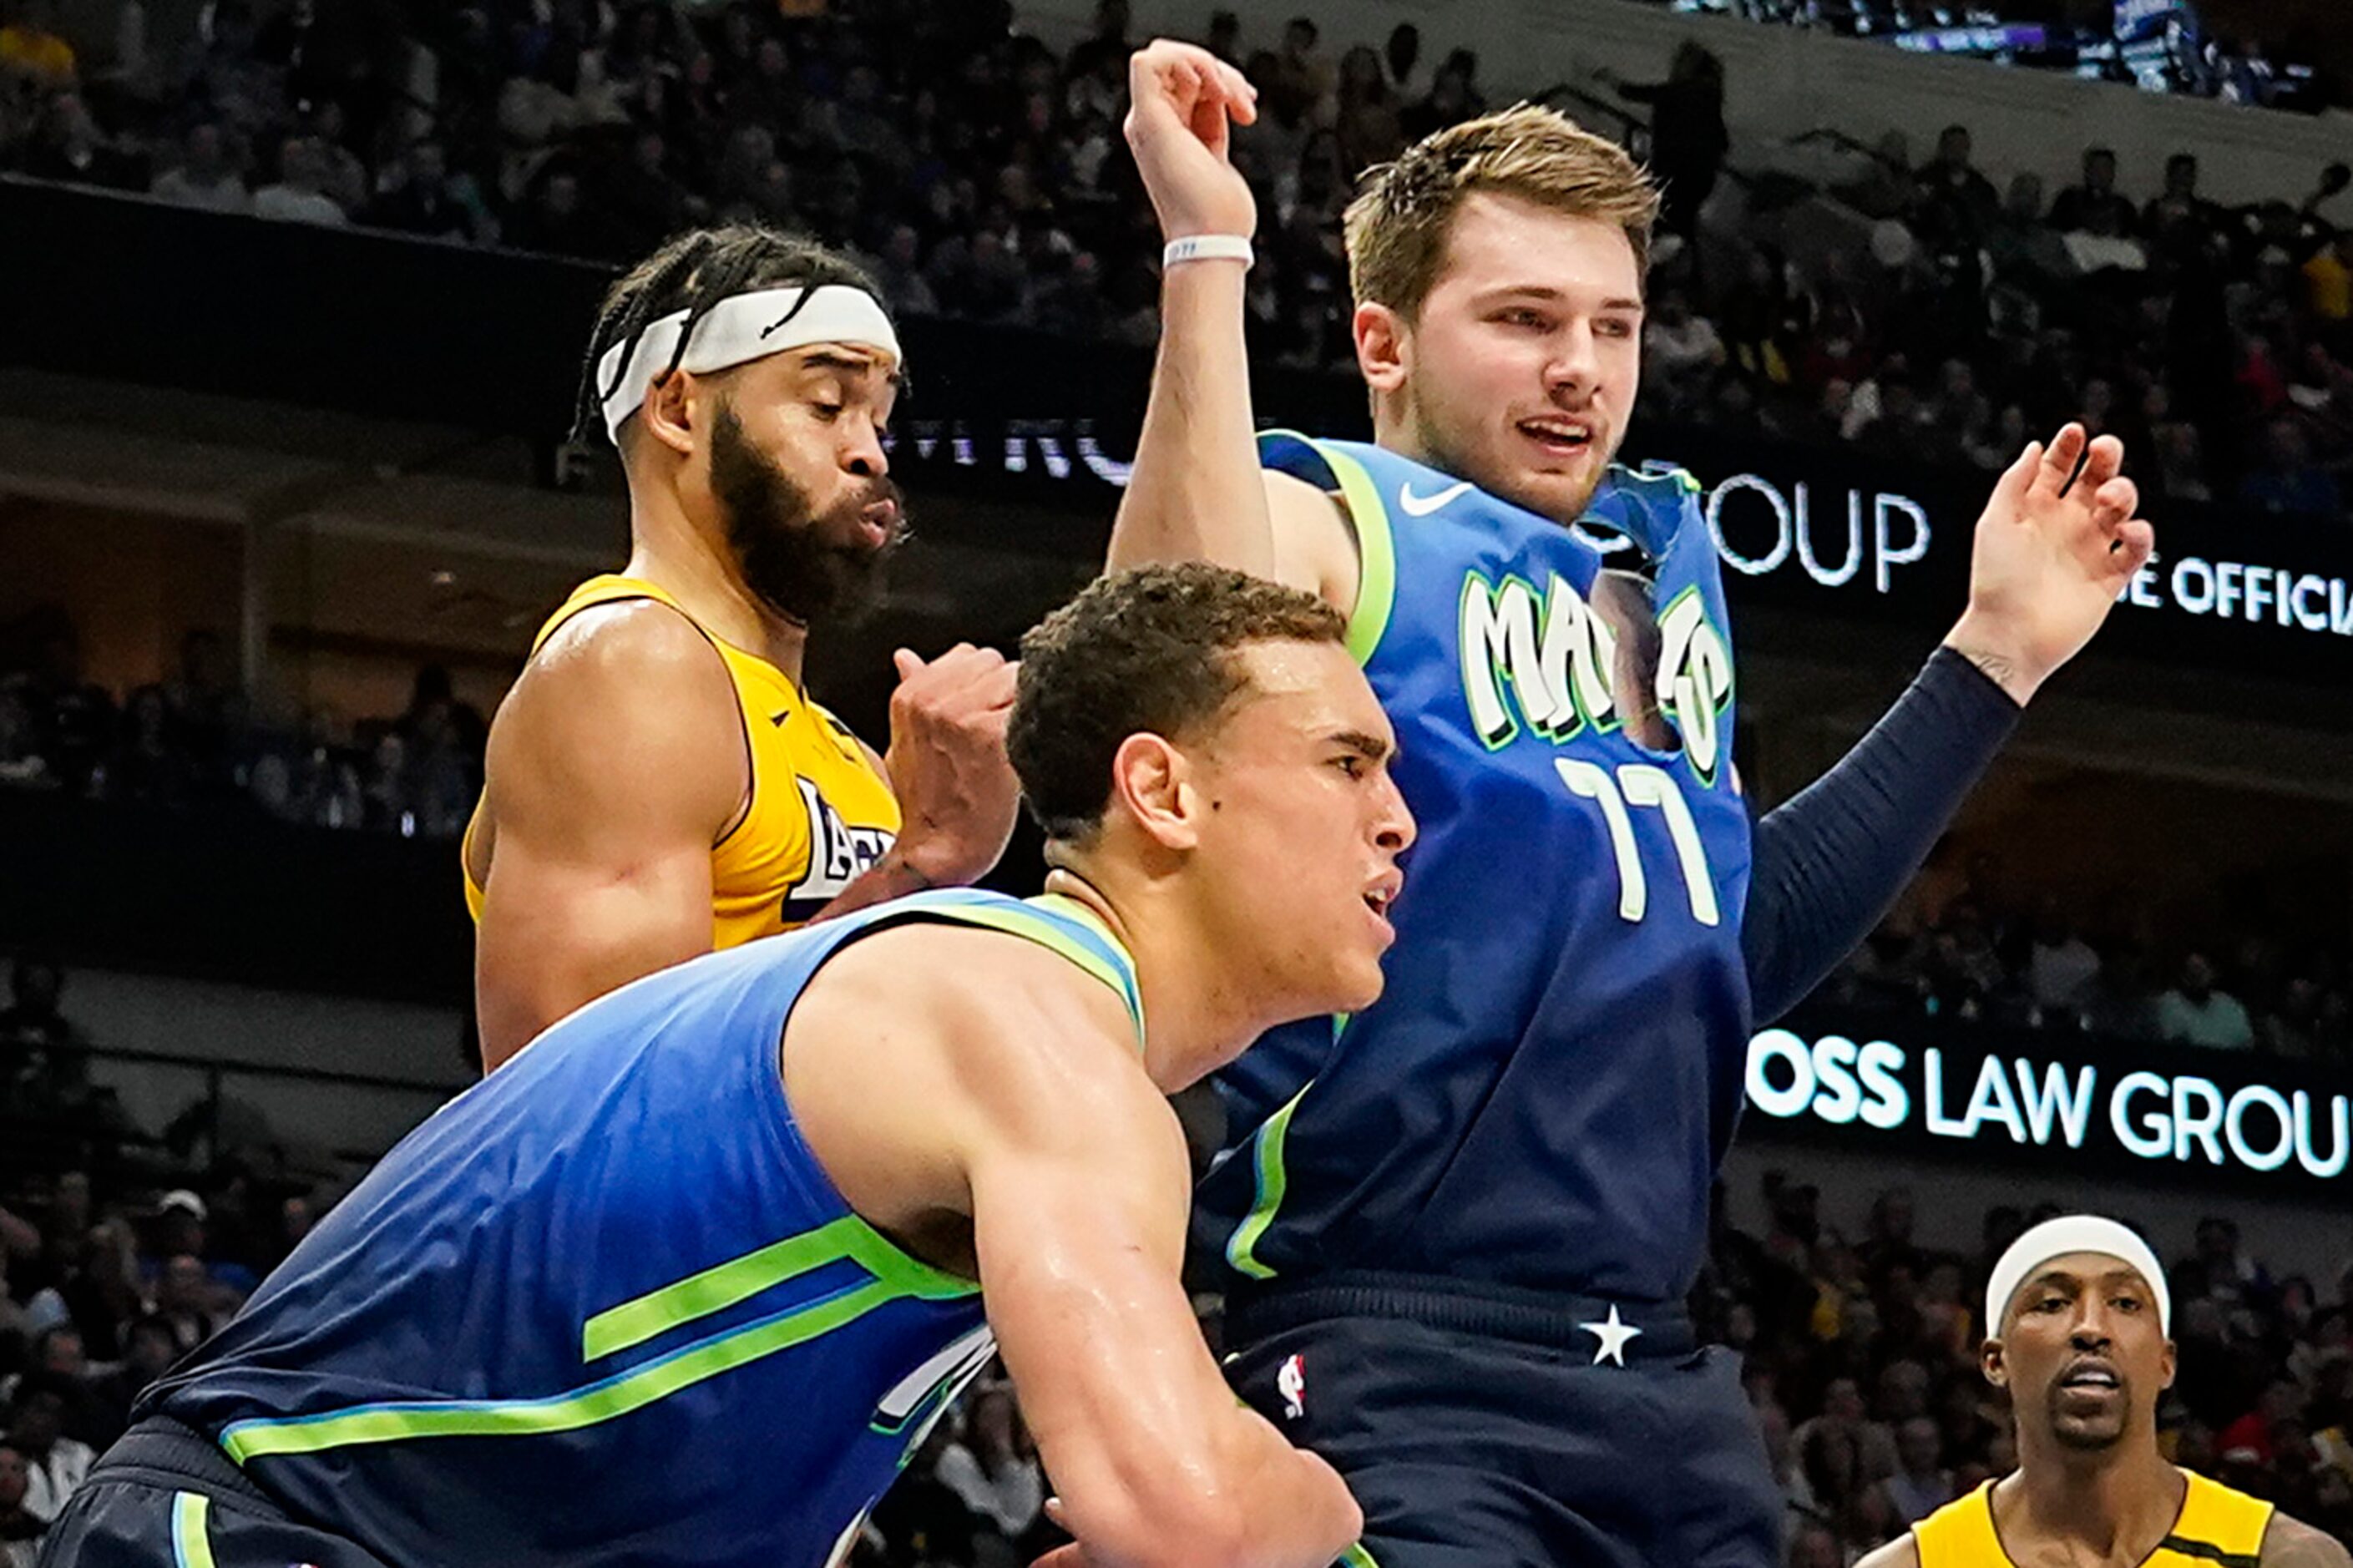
[
  {"left": 463, "top": 226, "right": 1022, "bottom": 1070},
  {"left": 1864, "top": 1214, "right": 2348, "bottom": 1568}
]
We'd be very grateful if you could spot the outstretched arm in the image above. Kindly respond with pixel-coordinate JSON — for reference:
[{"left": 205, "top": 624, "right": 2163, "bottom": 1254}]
[
  {"left": 1106, "top": 41, "right": 1357, "bottom": 606},
  {"left": 1743, "top": 425, "right": 2152, "bottom": 1022}
]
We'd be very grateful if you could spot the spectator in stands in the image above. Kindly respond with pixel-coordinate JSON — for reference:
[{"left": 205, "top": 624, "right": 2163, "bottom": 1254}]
[
  {"left": 18, "top": 1328, "right": 108, "bottom": 1451},
  {"left": 2238, "top": 417, "right": 2344, "bottom": 519},
  {"left": 2221, "top": 1377, "right": 2307, "bottom": 1467},
  {"left": 0, "top": 680, "right": 46, "bottom": 791},
  {"left": 109, "top": 685, "right": 179, "bottom": 807},
  {"left": 17, "top": 90, "right": 139, "bottom": 190},
  {"left": 252, "top": 134, "right": 350, "bottom": 226},
  {"left": 1333, "top": 44, "right": 1402, "bottom": 178},
  {"left": 147, "top": 122, "right": 250, "bottom": 215},
  {"left": 2026, "top": 895, "right": 2101, "bottom": 1014},
  {"left": 2306, "top": 230, "right": 2353, "bottom": 326},
  {"left": 41, "top": 1220, "right": 138, "bottom": 1365},
  {"left": 0, "top": 0, "right": 73, "bottom": 92},
  {"left": 934, "top": 1385, "right": 1046, "bottom": 1550},
  {"left": 18, "top": 620, "right": 109, "bottom": 797},
  {"left": 1644, "top": 287, "right": 1728, "bottom": 416},
  {"left": 4, "top": 1374, "right": 90, "bottom": 1530},
  {"left": 508, "top": 166, "right": 613, "bottom": 260},
  {"left": 0, "top": 959, "right": 85, "bottom": 1119},
  {"left": 1875, "top": 1415, "right": 1954, "bottom": 1526},
  {"left": 1384, "top": 23, "right": 1422, "bottom": 101},
  {"left": 365, "top": 139, "right": 490, "bottom": 243},
  {"left": 2049, "top": 147, "right": 2138, "bottom": 236},
  {"left": 82, "top": 1315, "right": 174, "bottom": 1445},
  {"left": 1062, "top": 0, "right": 1132, "bottom": 89},
  {"left": 147, "top": 1252, "right": 218, "bottom": 1355},
  {"left": 1275, "top": 16, "right": 1333, "bottom": 117},
  {"left": 0, "top": 1441, "right": 38, "bottom": 1568},
  {"left": 1601, "top": 42, "right": 1728, "bottom": 244},
  {"left": 1913, "top": 124, "right": 1999, "bottom": 250},
  {"left": 2143, "top": 152, "right": 2221, "bottom": 259}
]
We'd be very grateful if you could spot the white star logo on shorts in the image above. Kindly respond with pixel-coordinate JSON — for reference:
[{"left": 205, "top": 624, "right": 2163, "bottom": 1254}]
[{"left": 1578, "top": 1304, "right": 1642, "bottom": 1368}]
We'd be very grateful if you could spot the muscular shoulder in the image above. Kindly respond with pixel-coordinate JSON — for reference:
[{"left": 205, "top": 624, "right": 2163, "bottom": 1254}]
[
  {"left": 519, "top": 598, "right": 735, "bottom": 715},
  {"left": 785, "top": 921, "right": 1182, "bottom": 1225},
  {"left": 798, "top": 923, "right": 1156, "bottom": 1132},
  {"left": 2264, "top": 1513, "right": 2353, "bottom": 1568},
  {"left": 1855, "top": 1535, "right": 1920, "bottom": 1568},
  {"left": 485, "top": 599, "right": 742, "bottom": 832}
]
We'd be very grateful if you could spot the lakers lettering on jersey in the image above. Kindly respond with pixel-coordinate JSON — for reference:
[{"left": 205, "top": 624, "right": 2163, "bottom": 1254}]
[
  {"left": 463, "top": 575, "right": 899, "bottom": 945},
  {"left": 1914, "top": 1471, "right": 2275, "bottom": 1568}
]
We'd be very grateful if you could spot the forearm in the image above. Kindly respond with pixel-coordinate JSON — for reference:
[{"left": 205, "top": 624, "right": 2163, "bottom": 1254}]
[
  {"left": 1106, "top": 262, "right": 1276, "bottom": 577},
  {"left": 1743, "top": 648, "right": 2022, "bottom": 1023},
  {"left": 1054, "top": 1408, "right": 1361, "bottom": 1568}
]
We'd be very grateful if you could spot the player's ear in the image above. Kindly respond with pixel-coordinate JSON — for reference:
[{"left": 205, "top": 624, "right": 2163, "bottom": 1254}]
[
  {"left": 2158, "top": 1338, "right": 2177, "bottom": 1391},
  {"left": 640, "top": 369, "right": 700, "bottom": 458},
  {"left": 1981, "top": 1338, "right": 2008, "bottom": 1390},
  {"left": 1355, "top": 301, "right": 1409, "bottom": 396},
  {"left": 1108, "top": 732, "right": 1202, "bottom": 852}
]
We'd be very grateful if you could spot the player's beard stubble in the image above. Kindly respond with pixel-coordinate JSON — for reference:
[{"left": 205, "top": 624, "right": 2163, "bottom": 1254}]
[{"left": 710, "top": 401, "right": 907, "bottom": 628}]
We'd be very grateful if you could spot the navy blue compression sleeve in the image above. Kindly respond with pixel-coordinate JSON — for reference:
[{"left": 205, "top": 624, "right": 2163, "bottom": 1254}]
[{"left": 1742, "top": 646, "right": 2022, "bottom": 1024}]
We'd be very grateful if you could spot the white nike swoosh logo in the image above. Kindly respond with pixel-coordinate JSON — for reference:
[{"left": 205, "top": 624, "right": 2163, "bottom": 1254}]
[{"left": 1397, "top": 480, "right": 1473, "bottom": 516}]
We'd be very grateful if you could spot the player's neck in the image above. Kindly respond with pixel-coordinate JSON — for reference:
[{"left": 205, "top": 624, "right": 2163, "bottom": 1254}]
[
  {"left": 1998, "top": 1444, "right": 2184, "bottom": 1565},
  {"left": 1041, "top": 866, "right": 1267, "bottom": 1091},
  {"left": 621, "top": 509, "right": 808, "bottom": 683},
  {"left": 1370, "top": 406, "right": 1448, "bottom": 484}
]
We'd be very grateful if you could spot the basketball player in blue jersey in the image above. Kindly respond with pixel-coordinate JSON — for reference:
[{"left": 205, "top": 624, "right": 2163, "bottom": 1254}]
[
  {"left": 1114, "top": 41, "right": 2155, "bottom": 1567},
  {"left": 36, "top": 565, "right": 1409, "bottom": 1568}
]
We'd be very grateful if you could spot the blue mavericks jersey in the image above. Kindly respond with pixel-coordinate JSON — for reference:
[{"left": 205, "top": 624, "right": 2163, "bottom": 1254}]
[
  {"left": 143, "top": 890, "right": 1141, "bottom": 1568},
  {"left": 1197, "top": 435, "right": 1753, "bottom": 1307}
]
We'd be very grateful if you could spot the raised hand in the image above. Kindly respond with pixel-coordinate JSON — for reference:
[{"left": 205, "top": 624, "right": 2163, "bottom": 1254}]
[
  {"left": 1124, "top": 38, "right": 1259, "bottom": 242},
  {"left": 1945, "top": 422, "right": 2155, "bottom": 704}
]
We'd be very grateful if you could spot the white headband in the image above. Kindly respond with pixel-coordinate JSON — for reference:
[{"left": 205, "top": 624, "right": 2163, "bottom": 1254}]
[
  {"left": 595, "top": 285, "right": 902, "bottom": 443},
  {"left": 1986, "top": 1215, "right": 2171, "bottom": 1339}
]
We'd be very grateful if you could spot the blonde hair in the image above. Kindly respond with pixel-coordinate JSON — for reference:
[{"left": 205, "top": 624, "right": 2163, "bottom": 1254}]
[{"left": 1343, "top": 104, "right": 1660, "bottom": 318}]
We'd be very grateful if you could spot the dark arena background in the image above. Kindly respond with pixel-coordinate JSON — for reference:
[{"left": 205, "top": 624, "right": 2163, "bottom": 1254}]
[{"left": 1, "top": 0, "right": 2350, "bottom": 1562}]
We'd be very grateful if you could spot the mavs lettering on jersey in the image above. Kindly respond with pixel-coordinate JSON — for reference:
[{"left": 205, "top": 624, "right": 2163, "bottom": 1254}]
[
  {"left": 781, "top": 775, "right": 896, "bottom": 924},
  {"left": 139, "top": 890, "right": 1140, "bottom": 1568},
  {"left": 1198, "top": 433, "right": 1753, "bottom": 1308}
]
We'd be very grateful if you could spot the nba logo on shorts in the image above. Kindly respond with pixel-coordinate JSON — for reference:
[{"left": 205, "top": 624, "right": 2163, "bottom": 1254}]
[{"left": 1278, "top": 1353, "right": 1307, "bottom": 1419}]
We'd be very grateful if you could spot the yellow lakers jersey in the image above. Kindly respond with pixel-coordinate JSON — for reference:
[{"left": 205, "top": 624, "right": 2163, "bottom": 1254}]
[
  {"left": 1915, "top": 1469, "right": 2274, "bottom": 1568},
  {"left": 463, "top": 574, "right": 900, "bottom": 948}
]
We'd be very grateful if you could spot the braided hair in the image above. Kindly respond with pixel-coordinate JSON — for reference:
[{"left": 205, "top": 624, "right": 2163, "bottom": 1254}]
[{"left": 572, "top": 225, "right": 888, "bottom": 448}]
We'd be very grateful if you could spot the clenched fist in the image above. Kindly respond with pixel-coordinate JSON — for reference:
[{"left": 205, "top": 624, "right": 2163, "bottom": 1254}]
[
  {"left": 1125, "top": 39, "right": 1260, "bottom": 243},
  {"left": 883, "top": 643, "right": 1020, "bottom": 887}
]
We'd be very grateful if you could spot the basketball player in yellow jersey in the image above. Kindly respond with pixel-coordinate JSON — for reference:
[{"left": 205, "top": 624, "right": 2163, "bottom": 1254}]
[
  {"left": 465, "top": 227, "right": 1021, "bottom": 1069},
  {"left": 1863, "top": 1215, "right": 2350, "bottom": 1568}
]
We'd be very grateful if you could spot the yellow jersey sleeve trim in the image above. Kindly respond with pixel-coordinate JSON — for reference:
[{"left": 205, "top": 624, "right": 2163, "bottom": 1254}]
[{"left": 1914, "top": 1480, "right": 2006, "bottom": 1568}]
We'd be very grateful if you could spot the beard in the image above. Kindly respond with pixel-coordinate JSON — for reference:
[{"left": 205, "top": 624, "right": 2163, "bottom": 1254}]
[
  {"left": 710, "top": 401, "right": 907, "bottom": 628},
  {"left": 1409, "top": 398, "right": 1614, "bottom": 527},
  {"left": 2045, "top": 1379, "right": 2133, "bottom": 1451}
]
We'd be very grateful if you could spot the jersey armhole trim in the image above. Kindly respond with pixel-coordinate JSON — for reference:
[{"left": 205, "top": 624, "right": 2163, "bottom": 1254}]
[{"left": 1257, "top": 431, "right": 1395, "bottom": 667}]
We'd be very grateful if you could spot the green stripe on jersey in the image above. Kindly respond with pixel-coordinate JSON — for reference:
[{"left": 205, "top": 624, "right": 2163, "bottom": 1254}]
[{"left": 170, "top": 1492, "right": 217, "bottom": 1568}]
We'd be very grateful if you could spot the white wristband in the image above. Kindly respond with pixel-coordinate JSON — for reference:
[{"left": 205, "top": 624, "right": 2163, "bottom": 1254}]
[{"left": 1163, "top": 235, "right": 1254, "bottom": 269}]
